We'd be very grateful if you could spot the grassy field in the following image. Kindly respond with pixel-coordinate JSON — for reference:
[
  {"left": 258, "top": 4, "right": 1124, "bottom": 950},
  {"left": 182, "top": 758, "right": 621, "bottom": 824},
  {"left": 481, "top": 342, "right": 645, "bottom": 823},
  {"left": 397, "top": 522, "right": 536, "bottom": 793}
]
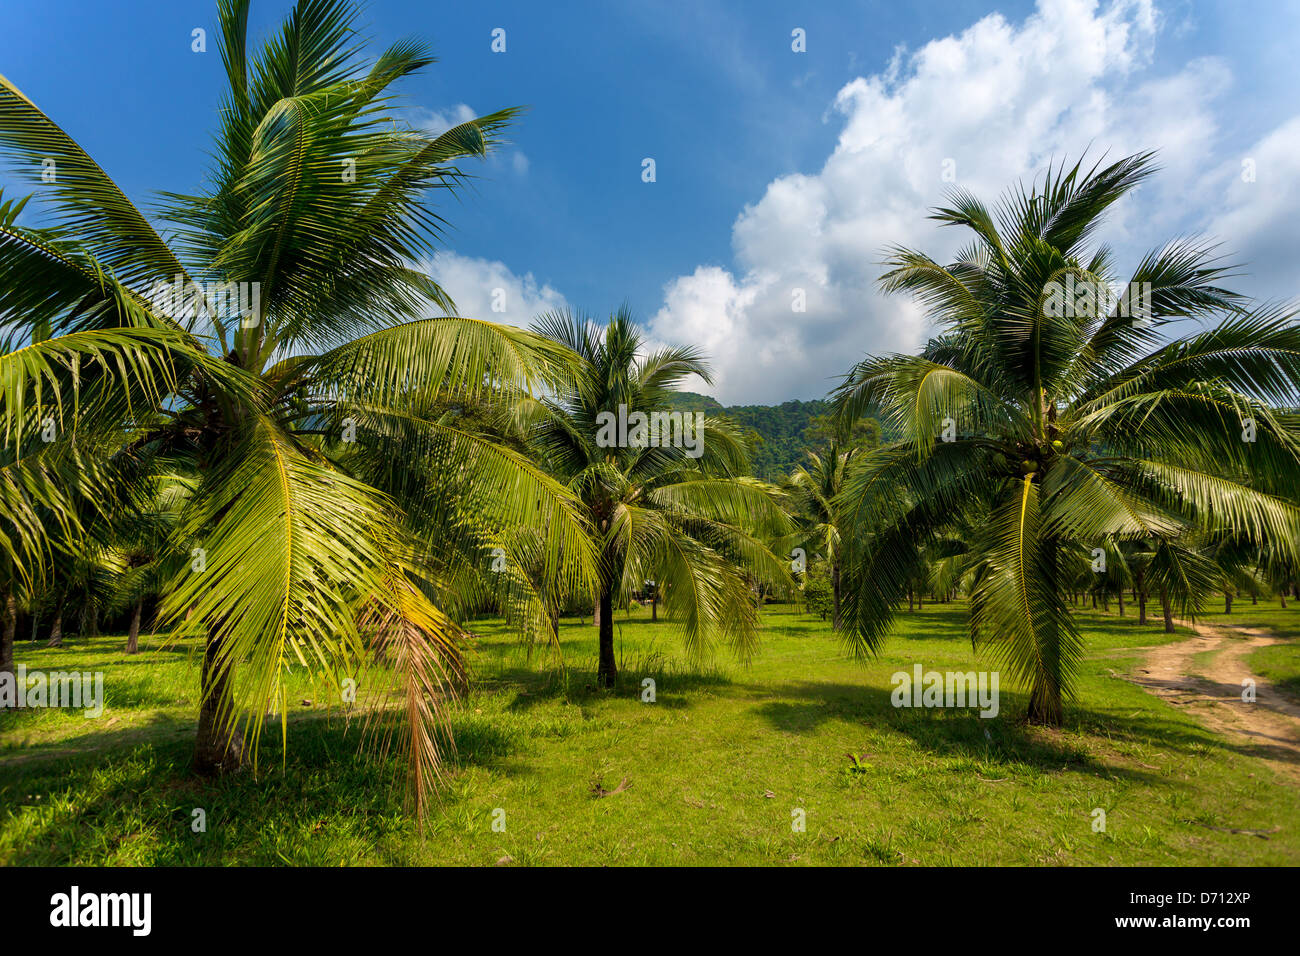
[{"left": 2, "top": 600, "right": 1298, "bottom": 866}]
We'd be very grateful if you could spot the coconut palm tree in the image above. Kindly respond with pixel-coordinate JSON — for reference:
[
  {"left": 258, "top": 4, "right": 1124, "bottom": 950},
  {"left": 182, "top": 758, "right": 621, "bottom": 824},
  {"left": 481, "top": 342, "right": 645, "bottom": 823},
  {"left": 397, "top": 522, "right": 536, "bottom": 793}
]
[
  {"left": 522, "top": 306, "right": 792, "bottom": 687},
  {"left": 783, "top": 441, "right": 858, "bottom": 629},
  {"left": 833, "top": 153, "right": 1300, "bottom": 724},
  {"left": 99, "top": 470, "right": 199, "bottom": 654},
  {"left": 0, "top": 0, "right": 595, "bottom": 812}
]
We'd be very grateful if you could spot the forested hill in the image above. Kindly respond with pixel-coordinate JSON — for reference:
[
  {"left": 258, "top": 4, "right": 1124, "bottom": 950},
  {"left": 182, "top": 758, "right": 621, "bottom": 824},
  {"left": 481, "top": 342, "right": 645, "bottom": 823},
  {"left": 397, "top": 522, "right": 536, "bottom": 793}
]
[{"left": 665, "top": 391, "right": 834, "bottom": 481}]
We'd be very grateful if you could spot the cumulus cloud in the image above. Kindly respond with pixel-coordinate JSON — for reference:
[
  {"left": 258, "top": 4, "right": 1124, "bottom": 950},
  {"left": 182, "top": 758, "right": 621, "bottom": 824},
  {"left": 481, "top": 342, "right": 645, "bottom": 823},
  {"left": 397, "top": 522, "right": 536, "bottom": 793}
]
[
  {"left": 423, "top": 252, "right": 568, "bottom": 325},
  {"left": 646, "top": 0, "right": 1291, "bottom": 404}
]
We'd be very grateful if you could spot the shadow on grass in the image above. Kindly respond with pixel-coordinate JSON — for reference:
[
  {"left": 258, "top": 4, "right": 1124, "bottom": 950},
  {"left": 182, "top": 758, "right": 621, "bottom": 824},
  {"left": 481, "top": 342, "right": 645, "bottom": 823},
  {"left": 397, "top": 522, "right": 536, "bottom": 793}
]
[
  {"left": 0, "top": 710, "right": 522, "bottom": 865},
  {"left": 1273, "top": 676, "right": 1300, "bottom": 699},
  {"left": 1131, "top": 670, "right": 1300, "bottom": 770},
  {"left": 749, "top": 677, "right": 1277, "bottom": 783},
  {"left": 475, "top": 657, "right": 733, "bottom": 713},
  {"left": 15, "top": 639, "right": 201, "bottom": 664},
  {"left": 0, "top": 709, "right": 194, "bottom": 760}
]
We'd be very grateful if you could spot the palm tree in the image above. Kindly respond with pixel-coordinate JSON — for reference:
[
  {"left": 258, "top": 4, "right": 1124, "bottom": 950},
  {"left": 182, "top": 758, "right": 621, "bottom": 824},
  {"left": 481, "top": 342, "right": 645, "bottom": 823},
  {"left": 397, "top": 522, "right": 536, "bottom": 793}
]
[
  {"left": 783, "top": 441, "right": 858, "bottom": 629},
  {"left": 833, "top": 153, "right": 1300, "bottom": 724},
  {"left": 523, "top": 306, "right": 792, "bottom": 687},
  {"left": 0, "top": 0, "right": 595, "bottom": 812},
  {"left": 0, "top": 278, "right": 205, "bottom": 687},
  {"left": 102, "top": 470, "right": 197, "bottom": 654}
]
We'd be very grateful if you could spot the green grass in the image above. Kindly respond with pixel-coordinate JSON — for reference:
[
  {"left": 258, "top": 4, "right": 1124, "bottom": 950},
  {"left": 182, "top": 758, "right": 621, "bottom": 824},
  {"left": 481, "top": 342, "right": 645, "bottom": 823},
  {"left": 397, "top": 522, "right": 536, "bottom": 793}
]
[{"left": 2, "top": 600, "right": 1298, "bottom": 865}]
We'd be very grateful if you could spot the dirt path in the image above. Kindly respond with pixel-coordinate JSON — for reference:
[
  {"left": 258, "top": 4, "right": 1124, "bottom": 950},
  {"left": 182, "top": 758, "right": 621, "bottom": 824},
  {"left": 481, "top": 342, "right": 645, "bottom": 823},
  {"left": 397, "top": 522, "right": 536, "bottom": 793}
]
[{"left": 1127, "top": 620, "right": 1300, "bottom": 785}]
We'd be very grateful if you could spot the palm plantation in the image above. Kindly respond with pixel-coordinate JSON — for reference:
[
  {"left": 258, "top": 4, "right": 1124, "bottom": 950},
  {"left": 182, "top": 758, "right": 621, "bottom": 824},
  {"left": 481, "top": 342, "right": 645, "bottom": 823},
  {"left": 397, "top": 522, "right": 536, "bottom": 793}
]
[
  {"left": 0, "top": 0, "right": 1298, "bottom": 862},
  {"left": 832, "top": 153, "right": 1300, "bottom": 723}
]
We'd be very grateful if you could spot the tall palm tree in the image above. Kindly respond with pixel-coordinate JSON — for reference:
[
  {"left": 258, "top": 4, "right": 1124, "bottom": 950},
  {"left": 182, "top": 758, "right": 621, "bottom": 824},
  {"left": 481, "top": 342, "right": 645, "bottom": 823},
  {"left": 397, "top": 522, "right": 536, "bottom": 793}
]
[
  {"left": 523, "top": 306, "right": 792, "bottom": 687},
  {"left": 0, "top": 0, "right": 595, "bottom": 813},
  {"left": 833, "top": 153, "right": 1300, "bottom": 724}
]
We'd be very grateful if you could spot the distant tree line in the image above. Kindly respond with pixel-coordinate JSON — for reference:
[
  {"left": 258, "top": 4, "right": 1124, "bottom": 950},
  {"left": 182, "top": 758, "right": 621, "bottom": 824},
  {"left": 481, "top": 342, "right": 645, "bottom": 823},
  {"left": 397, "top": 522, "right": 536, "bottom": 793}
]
[{"left": 666, "top": 392, "right": 887, "bottom": 480}]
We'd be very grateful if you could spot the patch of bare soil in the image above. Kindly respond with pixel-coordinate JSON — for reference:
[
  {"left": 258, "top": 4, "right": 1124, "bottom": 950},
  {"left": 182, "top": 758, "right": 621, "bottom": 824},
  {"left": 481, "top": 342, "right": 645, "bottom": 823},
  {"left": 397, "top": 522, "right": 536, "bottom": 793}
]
[{"left": 1125, "top": 620, "right": 1300, "bottom": 785}]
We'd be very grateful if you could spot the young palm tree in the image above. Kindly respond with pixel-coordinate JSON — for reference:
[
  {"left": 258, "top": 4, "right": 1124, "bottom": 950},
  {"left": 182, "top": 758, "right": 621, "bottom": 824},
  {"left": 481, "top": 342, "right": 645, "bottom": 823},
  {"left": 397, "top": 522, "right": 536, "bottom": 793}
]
[
  {"left": 0, "top": 0, "right": 595, "bottom": 811},
  {"left": 522, "top": 306, "right": 792, "bottom": 687},
  {"left": 102, "top": 470, "right": 198, "bottom": 654},
  {"left": 833, "top": 153, "right": 1300, "bottom": 724},
  {"left": 783, "top": 441, "right": 858, "bottom": 629}
]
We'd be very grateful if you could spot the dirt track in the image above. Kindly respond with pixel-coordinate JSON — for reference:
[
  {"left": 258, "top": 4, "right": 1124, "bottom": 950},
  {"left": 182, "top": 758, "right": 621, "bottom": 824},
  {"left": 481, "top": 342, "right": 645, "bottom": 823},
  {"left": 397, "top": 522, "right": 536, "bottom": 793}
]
[{"left": 1127, "top": 620, "right": 1300, "bottom": 785}]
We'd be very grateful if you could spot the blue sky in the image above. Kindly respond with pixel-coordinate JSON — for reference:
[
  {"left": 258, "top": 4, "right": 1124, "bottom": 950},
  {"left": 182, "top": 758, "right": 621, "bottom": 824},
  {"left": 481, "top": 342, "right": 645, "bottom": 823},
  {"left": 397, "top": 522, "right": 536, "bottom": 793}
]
[{"left": 2, "top": 0, "right": 1298, "bottom": 402}]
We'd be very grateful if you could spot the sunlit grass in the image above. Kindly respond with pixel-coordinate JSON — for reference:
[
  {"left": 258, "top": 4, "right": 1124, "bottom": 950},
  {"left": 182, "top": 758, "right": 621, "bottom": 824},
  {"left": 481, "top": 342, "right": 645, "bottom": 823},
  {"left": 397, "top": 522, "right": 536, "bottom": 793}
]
[{"left": 2, "top": 600, "right": 1297, "bottom": 865}]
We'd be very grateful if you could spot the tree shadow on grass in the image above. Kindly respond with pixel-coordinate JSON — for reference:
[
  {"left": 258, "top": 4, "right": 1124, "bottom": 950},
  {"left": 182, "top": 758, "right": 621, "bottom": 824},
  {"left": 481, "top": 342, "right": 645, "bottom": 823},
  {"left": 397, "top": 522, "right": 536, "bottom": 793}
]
[
  {"left": 1130, "top": 671, "right": 1300, "bottom": 769},
  {"left": 883, "top": 604, "right": 969, "bottom": 638},
  {"left": 16, "top": 638, "right": 202, "bottom": 665},
  {"left": 750, "top": 678, "right": 1273, "bottom": 783},
  {"left": 0, "top": 709, "right": 194, "bottom": 760},
  {"left": 0, "top": 711, "right": 522, "bottom": 865},
  {"left": 478, "top": 661, "right": 733, "bottom": 714}
]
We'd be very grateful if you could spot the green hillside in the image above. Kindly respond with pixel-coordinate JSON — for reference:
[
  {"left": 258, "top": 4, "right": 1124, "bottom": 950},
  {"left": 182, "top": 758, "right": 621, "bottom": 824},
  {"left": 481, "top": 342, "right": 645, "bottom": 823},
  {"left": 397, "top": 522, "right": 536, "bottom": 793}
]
[{"left": 666, "top": 391, "right": 836, "bottom": 481}]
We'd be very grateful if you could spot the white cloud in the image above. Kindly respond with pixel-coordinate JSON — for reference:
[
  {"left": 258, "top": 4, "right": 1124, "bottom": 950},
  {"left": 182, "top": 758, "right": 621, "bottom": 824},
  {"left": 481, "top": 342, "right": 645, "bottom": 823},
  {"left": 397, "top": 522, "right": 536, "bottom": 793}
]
[
  {"left": 1206, "top": 116, "right": 1300, "bottom": 303},
  {"left": 413, "top": 103, "right": 477, "bottom": 137},
  {"left": 646, "top": 0, "right": 1289, "bottom": 404},
  {"left": 409, "top": 104, "right": 530, "bottom": 177},
  {"left": 423, "top": 252, "right": 568, "bottom": 325}
]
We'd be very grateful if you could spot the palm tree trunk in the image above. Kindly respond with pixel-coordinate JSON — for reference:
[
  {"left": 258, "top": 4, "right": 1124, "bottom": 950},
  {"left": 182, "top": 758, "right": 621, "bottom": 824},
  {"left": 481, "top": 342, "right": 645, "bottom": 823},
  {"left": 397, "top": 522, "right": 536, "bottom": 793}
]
[
  {"left": 592, "top": 597, "right": 601, "bottom": 629},
  {"left": 1, "top": 590, "right": 15, "bottom": 695},
  {"left": 46, "top": 607, "right": 64, "bottom": 648},
  {"left": 596, "top": 588, "right": 616, "bottom": 688},
  {"left": 1117, "top": 589, "right": 1124, "bottom": 616},
  {"left": 908, "top": 589, "right": 914, "bottom": 612},
  {"left": 194, "top": 631, "right": 243, "bottom": 775},
  {"left": 126, "top": 596, "right": 143, "bottom": 654},
  {"left": 1027, "top": 539, "right": 1063, "bottom": 726},
  {"left": 1136, "top": 570, "right": 1146, "bottom": 625},
  {"left": 831, "top": 561, "right": 842, "bottom": 631},
  {"left": 650, "top": 593, "right": 657, "bottom": 622},
  {"left": 1160, "top": 587, "right": 1174, "bottom": 633},
  {"left": 1224, "top": 591, "right": 1232, "bottom": 614}
]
